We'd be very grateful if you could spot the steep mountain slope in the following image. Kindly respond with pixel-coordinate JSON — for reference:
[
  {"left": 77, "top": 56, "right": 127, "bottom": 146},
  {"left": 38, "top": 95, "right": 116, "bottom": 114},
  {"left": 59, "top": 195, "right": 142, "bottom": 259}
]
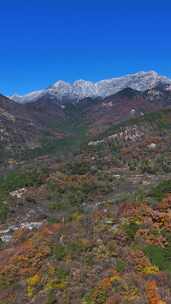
[
  {"left": 0, "top": 95, "right": 67, "bottom": 162},
  {"left": 0, "top": 83, "right": 171, "bottom": 164},
  {"left": 0, "top": 94, "right": 41, "bottom": 160},
  {"left": 10, "top": 71, "right": 171, "bottom": 104},
  {"left": 23, "top": 97, "right": 65, "bottom": 130},
  {"left": 0, "top": 91, "right": 170, "bottom": 303},
  {"left": 145, "top": 82, "right": 171, "bottom": 106},
  {"left": 86, "top": 108, "right": 171, "bottom": 173},
  {"left": 76, "top": 88, "right": 158, "bottom": 136}
]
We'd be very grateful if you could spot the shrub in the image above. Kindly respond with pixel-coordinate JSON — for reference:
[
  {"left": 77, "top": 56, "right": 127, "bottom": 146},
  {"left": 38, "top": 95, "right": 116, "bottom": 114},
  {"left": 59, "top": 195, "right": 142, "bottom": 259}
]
[
  {"left": 124, "top": 221, "right": 140, "bottom": 240},
  {"left": 64, "top": 161, "right": 90, "bottom": 175},
  {"left": 150, "top": 180, "right": 171, "bottom": 201},
  {"left": 46, "top": 291, "right": 57, "bottom": 304},
  {"left": 143, "top": 265, "right": 159, "bottom": 275},
  {"left": 0, "top": 201, "right": 8, "bottom": 223},
  {"left": 55, "top": 268, "right": 69, "bottom": 281},
  {"left": 53, "top": 244, "right": 67, "bottom": 261},
  {"left": 27, "top": 274, "right": 41, "bottom": 298},
  {"left": 116, "top": 259, "right": 126, "bottom": 272}
]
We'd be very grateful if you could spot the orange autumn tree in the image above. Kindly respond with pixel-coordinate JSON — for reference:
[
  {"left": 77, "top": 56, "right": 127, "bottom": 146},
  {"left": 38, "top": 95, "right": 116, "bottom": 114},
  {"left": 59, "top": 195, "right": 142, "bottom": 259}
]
[{"left": 146, "top": 280, "right": 166, "bottom": 304}]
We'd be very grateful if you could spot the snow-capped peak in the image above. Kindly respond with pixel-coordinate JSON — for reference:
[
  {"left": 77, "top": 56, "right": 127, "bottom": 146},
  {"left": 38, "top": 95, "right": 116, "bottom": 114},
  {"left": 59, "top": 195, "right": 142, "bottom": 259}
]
[
  {"left": 10, "top": 90, "right": 46, "bottom": 103},
  {"left": 10, "top": 71, "right": 171, "bottom": 104}
]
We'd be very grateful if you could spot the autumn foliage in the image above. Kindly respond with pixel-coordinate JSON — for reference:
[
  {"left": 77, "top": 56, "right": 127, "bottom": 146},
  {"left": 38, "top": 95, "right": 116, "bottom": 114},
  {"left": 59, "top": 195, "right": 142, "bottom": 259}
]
[{"left": 146, "top": 280, "right": 166, "bottom": 304}]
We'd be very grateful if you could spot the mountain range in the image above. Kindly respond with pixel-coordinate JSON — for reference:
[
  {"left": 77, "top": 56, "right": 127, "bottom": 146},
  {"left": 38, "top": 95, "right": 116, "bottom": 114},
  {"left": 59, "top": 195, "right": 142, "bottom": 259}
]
[
  {"left": 0, "top": 70, "right": 170, "bottom": 164},
  {"left": 10, "top": 71, "right": 171, "bottom": 104}
]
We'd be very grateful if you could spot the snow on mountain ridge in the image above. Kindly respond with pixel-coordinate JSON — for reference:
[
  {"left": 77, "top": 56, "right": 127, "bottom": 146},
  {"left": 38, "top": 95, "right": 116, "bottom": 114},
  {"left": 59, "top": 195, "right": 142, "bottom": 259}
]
[
  {"left": 10, "top": 71, "right": 171, "bottom": 104},
  {"left": 10, "top": 90, "right": 46, "bottom": 103}
]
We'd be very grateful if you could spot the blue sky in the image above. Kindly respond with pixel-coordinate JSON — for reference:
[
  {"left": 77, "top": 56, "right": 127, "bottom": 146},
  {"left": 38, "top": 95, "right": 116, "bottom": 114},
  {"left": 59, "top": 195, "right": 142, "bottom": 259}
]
[{"left": 0, "top": 0, "right": 171, "bottom": 95}]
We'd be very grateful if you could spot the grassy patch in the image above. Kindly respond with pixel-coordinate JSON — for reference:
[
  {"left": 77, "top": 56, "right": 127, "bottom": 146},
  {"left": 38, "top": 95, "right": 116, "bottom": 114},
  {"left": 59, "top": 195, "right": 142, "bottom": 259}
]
[
  {"left": 150, "top": 180, "right": 171, "bottom": 201},
  {"left": 144, "top": 243, "right": 171, "bottom": 273}
]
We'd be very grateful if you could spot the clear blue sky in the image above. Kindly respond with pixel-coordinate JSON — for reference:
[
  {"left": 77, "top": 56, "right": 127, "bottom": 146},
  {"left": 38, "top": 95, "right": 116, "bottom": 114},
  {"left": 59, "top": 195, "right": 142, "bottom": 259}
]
[{"left": 0, "top": 0, "right": 171, "bottom": 95}]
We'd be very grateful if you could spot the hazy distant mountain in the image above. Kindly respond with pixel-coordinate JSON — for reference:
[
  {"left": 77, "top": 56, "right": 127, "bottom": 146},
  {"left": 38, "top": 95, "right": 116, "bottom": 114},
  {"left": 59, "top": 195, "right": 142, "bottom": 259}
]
[{"left": 10, "top": 71, "right": 171, "bottom": 104}]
